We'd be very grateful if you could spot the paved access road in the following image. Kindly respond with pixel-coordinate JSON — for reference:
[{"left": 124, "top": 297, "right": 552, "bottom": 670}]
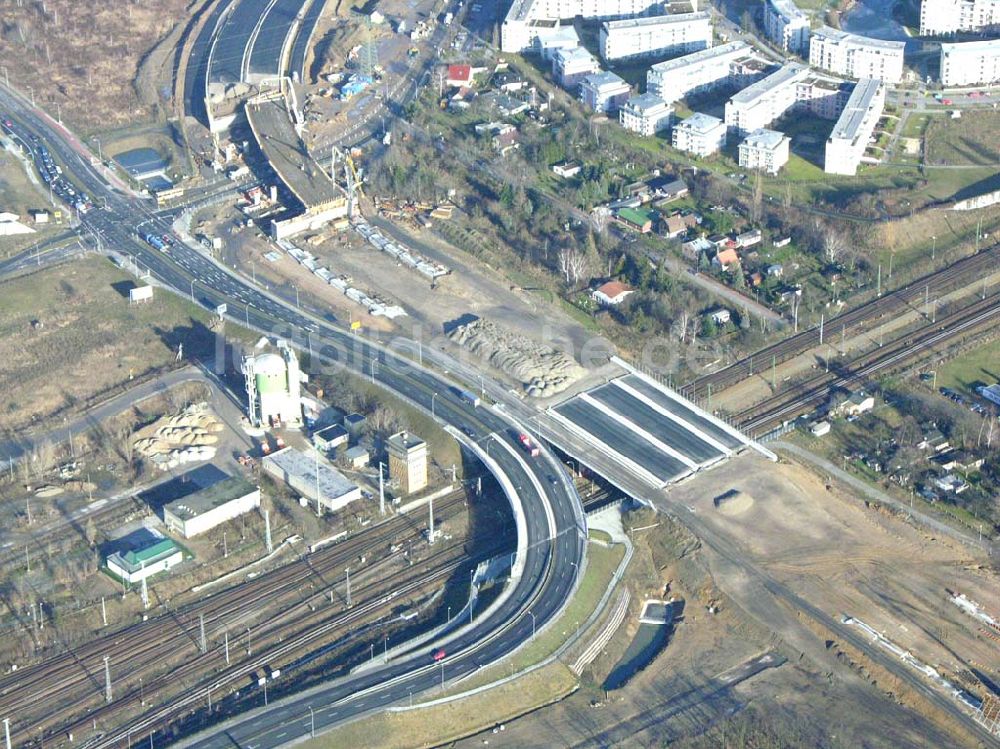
[{"left": 0, "top": 84, "right": 586, "bottom": 749}]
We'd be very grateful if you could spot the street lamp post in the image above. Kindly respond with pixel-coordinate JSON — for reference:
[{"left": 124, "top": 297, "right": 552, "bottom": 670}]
[
  {"left": 309, "top": 707, "right": 315, "bottom": 738},
  {"left": 431, "top": 392, "right": 438, "bottom": 417},
  {"left": 189, "top": 279, "right": 195, "bottom": 302},
  {"left": 528, "top": 610, "right": 536, "bottom": 640}
]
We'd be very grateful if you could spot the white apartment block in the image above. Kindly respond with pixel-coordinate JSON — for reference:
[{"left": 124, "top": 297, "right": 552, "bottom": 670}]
[
  {"left": 647, "top": 41, "right": 752, "bottom": 103},
  {"left": 725, "top": 63, "right": 811, "bottom": 135},
  {"left": 619, "top": 93, "right": 674, "bottom": 135},
  {"left": 599, "top": 13, "right": 713, "bottom": 61},
  {"left": 809, "top": 26, "right": 906, "bottom": 84},
  {"left": 764, "top": 0, "right": 810, "bottom": 53},
  {"left": 580, "top": 71, "right": 632, "bottom": 113},
  {"left": 672, "top": 113, "right": 727, "bottom": 156},
  {"left": 502, "top": 0, "right": 661, "bottom": 52},
  {"left": 919, "top": 0, "right": 1000, "bottom": 35},
  {"left": 825, "top": 78, "right": 885, "bottom": 175},
  {"left": 940, "top": 39, "right": 1000, "bottom": 85},
  {"left": 553, "top": 46, "right": 601, "bottom": 89},
  {"left": 738, "top": 128, "right": 791, "bottom": 174}
]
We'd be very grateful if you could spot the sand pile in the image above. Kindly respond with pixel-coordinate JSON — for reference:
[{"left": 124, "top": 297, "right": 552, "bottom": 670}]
[
  {"left": 133, "top": 403, "right": 224, "bottom": 470},
  {"left": 447, "top": 318, "right": 585, "bottom": 398},
  {"left": 714, "top": 490, "right": 754, "bottom": 516}
]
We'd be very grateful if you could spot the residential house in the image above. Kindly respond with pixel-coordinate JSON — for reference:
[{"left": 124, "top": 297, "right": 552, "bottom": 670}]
[
  {"left": 619, "top": 93, "right": 673, "bottom": 136},
  {"left": 766, "top": 263, "right": 784, "bottom": 278},
  {"left": 672, "top": 113, "right": 727, "bottom": 157},
  {"left": 592, "top": 280, "right": 635, "bottom": 306},
  {"left": 713, "top": 247, "right": 740, "bottom": 271},
  {"left": 682, "top": 235, "right": 714, "bottom": 261},
  {"left": 832, "top": 389, "right": 875, "bottom": 417},
  {"left": 736, "top": 229, "right": 763, "bottom": 248},
  {"left": 917, "top": 428, "right": 950, "bottom": 452},
  {"left": 663, "top": 214, "right": 687, "bottom": 238},
  {"left": 446, "top": 64, "right": 475, "bottom": 87},
  {"left": 580, "top": 71, "right": 631, "bottom": 113},
  {"left": 552, "top": 161, "right": 582, "bottom": 178},
  {"left": 616, "top": 207, "right": 655, "bottom": 233},
  {"left": 932, "top": 473, "right": 968, "bottom": 494},
  {"left": 708, "top": 308, "right": 731, "bottom": 325}
]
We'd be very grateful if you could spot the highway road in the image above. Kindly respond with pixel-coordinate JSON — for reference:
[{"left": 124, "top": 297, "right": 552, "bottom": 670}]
[{"left": 0, "top": 84, "right": 587, "bottom": 749}]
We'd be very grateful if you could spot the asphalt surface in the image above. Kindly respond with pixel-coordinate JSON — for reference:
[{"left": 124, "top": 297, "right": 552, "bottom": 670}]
[
  {"left": 587, "top": 383, "right": 724, "bottom": 465},
  {"left": 247, "top": 0, "right": 308, "bottom": 80},
  {"left": 0, "top": 85, "right": 586, "bottom": 749},
  {"left": 289, "top": 0, "right": 325, "bottom": 83},
  {"left": 247, "top": 97, "right": 340, "bottom": 208},
  {"left": 555, "top": 397, "right": 689, "bottom": 484},
  {"left": 620, "top": 375, "right": 743, "bottom": 450},
  {"left": 183, "top": 0, "right": 237, "bottom": 127},
  {"left": 209, "top": 0, "right": 273, "bottom": 85}
]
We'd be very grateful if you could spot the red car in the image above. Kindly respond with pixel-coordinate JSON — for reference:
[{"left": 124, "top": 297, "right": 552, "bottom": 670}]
[
  {"left": 432, "top": 648, "right": 446, "bottom": 662},
  {"left": 518, "top": 433, "right": 540, "bottom": 457},
  {"left": 941, "top": 98, "right": 953, "bottom": 105}
]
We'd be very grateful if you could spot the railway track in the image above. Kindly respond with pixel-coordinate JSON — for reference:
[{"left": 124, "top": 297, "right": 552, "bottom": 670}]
[
  {"left": 60, "top": 542, "right": 491, "bottom": 748},
  {"left": 684, "top": 244, "right": 1000, "bottom": 400},
  {"left": 0, "top": 489, "right": 474, "bottom": 729},
  {"left": 736, "top": 291, "right": 1000, "bottom": 434}
]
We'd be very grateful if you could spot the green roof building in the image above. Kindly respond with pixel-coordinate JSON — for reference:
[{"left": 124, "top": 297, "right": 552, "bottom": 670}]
[{"left": 106, "top": 535, "right": 183, "bottom": 584}]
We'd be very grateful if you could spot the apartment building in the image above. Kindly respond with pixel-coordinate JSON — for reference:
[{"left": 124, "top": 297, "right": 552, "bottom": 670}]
[
  {"left": 809, "top": 26, "right": 905, "bottom": 84},
  {"left": 738, "top": 128, "right": 791, "bottom": 174},
  {"left": 501, "top": 0, "right": 661, "bottom": 52},
  {"left": 599, "top": 12, "right": 713, "bottom": 61},
  {"left": 553, "top": 46, "right": 601, "bottom": 89},
  {"left": 939, "top": 39, "right": 1000, "bottom": 85},
  {"left": 619, "top": 93, "right": 674, "bottom": 135},
  {"left": 764, "top": 0, "right": 810, "bottom": 53},
  {"left": 672, "top": 113, "right": 727, "bottom": 156},
  {"left": 580, "top": 71, "right": 632, "bottom": 113},
  {"left": 646, "top": 41, "right": 753, "bottom": 103},
  {"left": 725, "top": 63, "right": 811, "bottom": 135},
  {"left": 825, "top": 78, "right": 885, "bottom": 175},
  {"left": 919, "top": 0, "right": 1000, "bottom": 35}
]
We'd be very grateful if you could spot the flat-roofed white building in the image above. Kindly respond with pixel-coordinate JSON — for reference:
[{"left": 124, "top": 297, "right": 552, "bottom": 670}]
[
  {"left": 825, "top": 78, "right": 885, "bottom": 175},
  {"left": 647, "top": 41, "right": 752, "bottom": 103},
  {"left": 553, "top": 46, "right": 601, "bottom": 89},
  {"left": 919, "top": 0, "right": 1000, "bottom": 35},
  {"left": 940, "top": 39, "right": 1000, "bottom": 85},
  {"left": 738, "top": 128, "right": 791, "bottom": 174},
  {"left": 600, "top": 12, "right": 713, "bottom": 61},
  {"left": 725, "top": 63, "right": 810, "bottom": 135},
  {"left": 580, "top": 71, "right": 631, "bottom": 113},
  {"left": 764, "top": 0, "right": 810, "bottom": 53},
  {"left": 620, "top": 93, "right": 674, "bottom": 135},
  {"left": 809, "top": 26, "right": 905, "bottom": 84},
  {"left": 672, "top": 113, "right": 727, "bottom": 156},
  {"left": 163, "top": 476, "right": 262, "bottom": 538},
  {"left": 262, "top": 447, "right": 362, "bottom": 514},
  {"left": 501, "top": 0, "right": 661, "bottom": 52}
]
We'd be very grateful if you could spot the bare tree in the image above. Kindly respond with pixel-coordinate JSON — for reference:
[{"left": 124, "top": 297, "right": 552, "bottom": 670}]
[
  {"left": 589, "top": 206, "right": 611, "bottom": 236},
  {"left": 823, "top": 227, "right": 849, "bottom": 266},
  {"left": 751, "top": 171, "right": 763, "bottom": 224},
  {"left": 672, "top": 310, "right": 691, "bottom": 343},
  {"left": 558, "top": 247, "right": 587, "bottom": 287}
]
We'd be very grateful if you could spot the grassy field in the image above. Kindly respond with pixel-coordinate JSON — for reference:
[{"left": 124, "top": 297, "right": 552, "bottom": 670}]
[
  {"left": 925, "top": 110, "right": 1000, "bottom": 166},
  {"left": 0, "top": 256, "right": 216, "bottom": 430},
  {"left": 303, "top": 662, "right": 577, "bottom": 749},
  {"left": 934, "top": 337, "right": 1000, "bottom": 395},
  {"left": 0, "top": 151, "right": 65, "bottom": 251}
]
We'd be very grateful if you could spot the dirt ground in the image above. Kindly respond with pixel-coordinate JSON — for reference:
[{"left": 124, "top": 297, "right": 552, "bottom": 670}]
[
  {"left": 201, "top": 204, "right": 611, "bottom": 390},
  {"left": 0, "top": 0, "right": 195, "bottom": 133},
  {"left": 0, "top": 256, "right": 215, "bottom": 430},
  {"left": 444, "top": 453, "right": 986, "bottom": 748},
  {"left": 662, "top": 455, "right": 1000, "bottom": 734}
]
